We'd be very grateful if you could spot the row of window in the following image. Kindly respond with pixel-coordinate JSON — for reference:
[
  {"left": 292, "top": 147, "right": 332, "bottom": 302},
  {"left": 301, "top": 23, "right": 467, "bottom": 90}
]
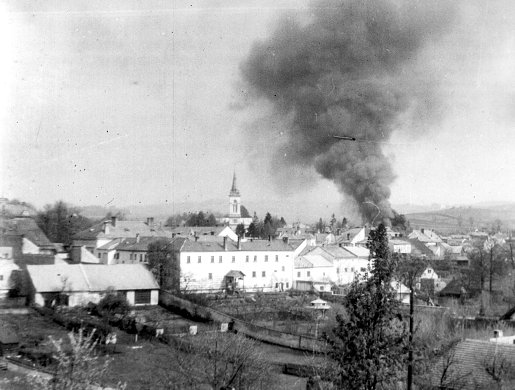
[
  {"left": 208, "top": 270, "right": 287, "bottom": 280},
  {"left": 186, "top": 254, "right": 284, "bottom": 264}
]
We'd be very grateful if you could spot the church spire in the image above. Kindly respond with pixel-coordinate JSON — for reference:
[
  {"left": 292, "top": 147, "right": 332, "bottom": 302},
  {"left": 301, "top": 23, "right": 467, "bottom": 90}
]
[{"left": 230, "top": 171, "right": 240, "bottom": 196}]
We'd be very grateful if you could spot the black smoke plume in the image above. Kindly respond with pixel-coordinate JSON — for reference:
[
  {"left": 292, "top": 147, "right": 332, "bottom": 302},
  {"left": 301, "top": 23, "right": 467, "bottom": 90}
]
[{"left": 241, "top": 0, "right": 455, "bottom": 223}]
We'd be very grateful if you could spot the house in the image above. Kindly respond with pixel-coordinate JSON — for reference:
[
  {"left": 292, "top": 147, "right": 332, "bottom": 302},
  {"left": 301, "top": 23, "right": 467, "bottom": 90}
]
[
  {"left": 169, "top": 226, "right": 238, "bottom": 242},
  {"left": 408, "top": 229, "right": 442, "bottom": 246},
  {"left": 178, "top": 237, "right": 307, "bottom": 293},
  {"left": 295, "top": 245, "right": 371, "bottom": 288},
  {"left": 0, "top": 217, "right": 55, "bottom": 255},
  {"left": 391, "top": 280, "right": 410, "bottom": 304},
  {"left": 0, "top": 247, "right": 20, "bottom": 298},
  {"left": 71, "top": 216, "right": 172, "bottom": 262},
  {"left": 27, "top": 263, "right": 159, "bottom": 307},
  {"left": 389, "top": 239, "right": 412, "bottom": 254},
  {"left": 431, "top": 339, "right": 515, "bottom": 389},
  {"left": 336, "top": 227, "right": 367, "bottom": 246}
]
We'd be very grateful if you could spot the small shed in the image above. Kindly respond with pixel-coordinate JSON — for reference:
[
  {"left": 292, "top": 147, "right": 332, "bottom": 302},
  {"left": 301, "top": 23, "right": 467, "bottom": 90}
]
[{"left": 0, "top": 323, "right": 19, "bottom": 355}]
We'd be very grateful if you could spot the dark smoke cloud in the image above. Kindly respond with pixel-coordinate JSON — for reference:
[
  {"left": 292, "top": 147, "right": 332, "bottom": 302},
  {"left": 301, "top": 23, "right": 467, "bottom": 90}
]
[{"left": 241, "top": 0, "right": 456, "bottom": 223}]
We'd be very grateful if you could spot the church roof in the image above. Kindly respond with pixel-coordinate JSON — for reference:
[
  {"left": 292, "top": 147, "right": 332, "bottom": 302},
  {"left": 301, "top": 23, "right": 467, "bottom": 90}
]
[{"left": 229, "top": 172, "right": 240, "bottom": 197}]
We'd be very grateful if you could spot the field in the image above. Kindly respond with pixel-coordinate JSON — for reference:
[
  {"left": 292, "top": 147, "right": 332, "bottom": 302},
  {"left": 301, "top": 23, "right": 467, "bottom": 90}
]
[{"left": 0, "top": 308, "right": 321, "bottom": 390}]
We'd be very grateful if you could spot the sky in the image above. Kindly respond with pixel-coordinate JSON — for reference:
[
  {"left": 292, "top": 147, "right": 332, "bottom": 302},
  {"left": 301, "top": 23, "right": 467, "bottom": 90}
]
[{"left": 1, "top": 0, "right": 514, "bottom": 220}]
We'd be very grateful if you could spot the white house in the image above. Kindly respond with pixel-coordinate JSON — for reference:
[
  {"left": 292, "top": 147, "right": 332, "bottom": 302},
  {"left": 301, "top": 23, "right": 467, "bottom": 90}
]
[
  {"left": 0, "top": 247, "right": 20, "bottom": 298},
  {"left": 389, "top": 239, "right": 412, "bottom": 254},
  {"left": 72, "top": 216, "right": 172, "bottom": 262},
  {"left": 27, "top": 263, "right": 159, "bottom": 307},
  {"left": 178, "top": 237, "right": 307, "bottom": 293}
]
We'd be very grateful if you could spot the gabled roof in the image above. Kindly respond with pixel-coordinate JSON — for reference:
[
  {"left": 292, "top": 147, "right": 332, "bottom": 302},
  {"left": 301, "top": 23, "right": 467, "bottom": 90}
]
[
  {"left": 27, "top": 263, "right": 159, "bottom": 293},
  {"left": 73, "top": 220, "right": 172, "bottom": 240},
  {"left": 181, "top": 238, "right": 304, "bottom": 253},
  {"left": 1, "top": 217, "right": 52, "bottom": 246},
  {"left": 432, "top": 339, "right": 515, "bottom": 389},
  {"left": 407, "top": 239, "right": 435, "bottom": 258},
  {"left": 438, "top": 278, "right": 468, "bottom": 297},
  {"left": 340, "top": 245, "right": 370, "bottom": 258},
  {"left": 294, "top": 254, "right": 333, "bottom": 269}
]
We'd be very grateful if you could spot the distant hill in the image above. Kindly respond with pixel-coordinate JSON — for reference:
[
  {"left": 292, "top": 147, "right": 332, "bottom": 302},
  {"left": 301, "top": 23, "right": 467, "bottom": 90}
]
[{"left": 406, "top": 204, "right": 515, "bottom": 234}]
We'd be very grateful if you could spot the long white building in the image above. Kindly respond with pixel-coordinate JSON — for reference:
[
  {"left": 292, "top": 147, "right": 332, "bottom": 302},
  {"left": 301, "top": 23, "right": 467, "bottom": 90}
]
[{"left": 178, "top": 237, "right": 307, "bottom": 293}]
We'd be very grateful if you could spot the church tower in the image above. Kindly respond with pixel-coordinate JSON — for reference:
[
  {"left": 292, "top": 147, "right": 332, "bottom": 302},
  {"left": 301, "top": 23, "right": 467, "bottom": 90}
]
[{"left": 229, "top": 172, "right": 241, "bottom": 218}]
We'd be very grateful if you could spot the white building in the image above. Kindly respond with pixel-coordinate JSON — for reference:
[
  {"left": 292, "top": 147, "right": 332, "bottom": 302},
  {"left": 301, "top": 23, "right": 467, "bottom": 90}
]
[
  {"left": 0, "top": 247, "right": 20, "bottom": 298},
  {"left": 27, "top": 263, "right": 159, "bottom": 307},
  {"left": 179, "top": 237, "right": 307, "bottom": 293}
]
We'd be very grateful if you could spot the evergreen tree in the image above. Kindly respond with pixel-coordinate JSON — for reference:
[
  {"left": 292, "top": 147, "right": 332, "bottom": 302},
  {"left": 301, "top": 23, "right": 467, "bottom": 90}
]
[
  {"left": 326, "top": 224, "right": 406, "bottom": 389},
  {"left": 247, "top": 222, "right": 258, "bottom": 238},
  {"left": 235, "top": 223, "right": 246, "bottom": 238}
]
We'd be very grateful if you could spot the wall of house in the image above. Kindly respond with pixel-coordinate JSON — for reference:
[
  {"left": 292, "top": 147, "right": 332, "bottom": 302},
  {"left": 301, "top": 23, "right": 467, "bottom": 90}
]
[
  {"left": 179, "top": 250, "right": 295, "bottom": 292},
  {"left": 294, "top": 266, "right": 334, "bottom": 283},
  {"left": 116, "top": 250, "right": 147, "bottom": 265},
  {"left": 22, "top": 238, "right": 39, "bottom": 254},
  {"left": 334, "top": 258, "right": 371, "bottom": 285}
]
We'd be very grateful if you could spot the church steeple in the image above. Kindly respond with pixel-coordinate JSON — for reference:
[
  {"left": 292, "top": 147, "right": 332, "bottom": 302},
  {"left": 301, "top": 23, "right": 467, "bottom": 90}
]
[
  {"left": 229, "top": 171, "right": 240, "bottom": 197},
  {"left": 228, "top": 172, "right": 241, "bottom": 218}
]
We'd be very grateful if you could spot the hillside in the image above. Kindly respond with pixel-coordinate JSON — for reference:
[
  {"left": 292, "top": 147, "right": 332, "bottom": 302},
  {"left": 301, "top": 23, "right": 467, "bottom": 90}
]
[{"left": 406, "top": 204, "right": 515, "bottom": 234}]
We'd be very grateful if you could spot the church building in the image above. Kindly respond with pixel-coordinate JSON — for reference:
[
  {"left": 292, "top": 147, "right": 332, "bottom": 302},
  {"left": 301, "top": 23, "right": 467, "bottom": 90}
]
[{"left": 219, "top": 173, "right": 253, "bottom": 229}]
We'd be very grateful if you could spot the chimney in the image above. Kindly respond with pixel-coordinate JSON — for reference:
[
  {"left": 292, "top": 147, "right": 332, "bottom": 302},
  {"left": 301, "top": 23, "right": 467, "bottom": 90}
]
[
  {"left": 103, "top": 221, "right": 110, "bottom": 234},
  {"left": 282, "top": 236, "right": 289, "bottom": 245},
  {"left": 421, "top": 228, "right": 425, "bottom": 234},
  {"left": 147, "top": 217, "right": 154, "bottom": 226},
  {"left": 223, "top": 236, "right": 228, "bottom": 251},
  {"left": 136, "top": 234, "right": 140, "bottom": 243},
  {"left": 111, "top": 216, "right": 117, "bottom": 227},
  {"left": 237, "top": 236, "right": 242, "bottom": 250},
  {"left": 195, "top": 235, "right": 199, "bottom": 242}
]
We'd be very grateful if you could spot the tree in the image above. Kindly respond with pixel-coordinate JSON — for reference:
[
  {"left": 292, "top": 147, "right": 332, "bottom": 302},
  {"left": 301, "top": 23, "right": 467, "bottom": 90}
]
[
  {"left": 206, "top": 213, "right": 218, "bottom": 226},
  {"left": 342, "top": 217, "right": 348, "bottom": 229},
  {"left": 396, "top": 255, "right": 428, "bottom": 390},
  {"left": 330, "top": 213, "right": 337, "bottom": 232},
  {"left": 96, "top": 290, "right": 130, "bottom": 320},
  {"left": 24, "top": 329, "right": 126, "bottom": 390},
  {"left": 263, "top": 212, "right": 272, "bottom": 226},
  {"left": 279, "top": 217, "right": 287, "bottom": 228},
  {"left": 240, "top": 205, "right": 251, "bottom": 218},
  {"left": 316, "top": 218, "right": 325, "bottom": 233},
  {"left": 147, "top": 238, "right": 180, "bottom": 291},
  {"left": 170, "top": 331, "right": 272, "bottom": 390},
  {"left": 36, "top": 201, "right": 93, "bottom": 245},
  {"left": 235, "top": 223, "right": 246, "bottom": 238},
  {"left": 247, "top": 222, "right": 258, "bottom": 238},
  {"left": 325, "top": 224, "right": 406, "bottom": 389}
]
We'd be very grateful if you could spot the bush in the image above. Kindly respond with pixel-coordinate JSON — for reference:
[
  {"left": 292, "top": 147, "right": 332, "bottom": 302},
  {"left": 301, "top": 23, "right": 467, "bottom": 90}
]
[{"left": 97, "top": 292, "right": 130, "bottom": 320}]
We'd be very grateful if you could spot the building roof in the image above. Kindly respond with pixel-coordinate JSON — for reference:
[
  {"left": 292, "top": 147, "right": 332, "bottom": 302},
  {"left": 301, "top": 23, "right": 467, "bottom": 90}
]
[
  {"left": 408, "top": 229, "right": 442, "bottom": 243},
  {"left": 27, "top": 263, "right": 159, "bottom": 293},
  {"left": 17, "top": 254, "right": 55, "bottom": 266},
  {"left": 294, "top": 254, "right": 333, "bottom": 269},
  {"left": 340, "top": 245, "right": 370, "bottom": 258},
  {"left": 1, "top": 217, "right": 53, "bottom": 247},
  {"left": 407, "top": 239, "right": 435, "bottom": 258},
  {"left": 73, "top": 220, "right": 172, "bottom": 240},
  {"left": 438, "top": 278, "right": 469, "bottom": 297},
  {"left": 181, "top": 238, "right": 304, "bottom": 253},
  {"left": 432, "top": 339, "right": 515, "bottom": 389}
]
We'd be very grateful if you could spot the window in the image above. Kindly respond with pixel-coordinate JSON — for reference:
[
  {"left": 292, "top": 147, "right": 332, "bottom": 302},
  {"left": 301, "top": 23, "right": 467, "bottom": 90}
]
[
  {"left": 187, "top": 256, "right": 191, "bottom": 264},
  {"left": 307, "top": 271, "right": 311, "bottom": 277},
  {"left": 351, "top": 267, "right": 355, "bottom": 272},
  {"left": 262, "top": 271, "right": 266, "bottom": 277},
  {"left": 252, "top": 271, "right": 256, "bottom": 278},
  {"left": 140, "top": 254, "right": 143, "bottom": 262},
  {"left": 198, "top": 256, "right": 201, "bottom": 263},
  {"left": 344, "top": 268, "right": 348, "bottom": 272},
  {"left": 254, "top": 255, "right": 257, "bottom": 262},
  {"left": 144, "top": 254, "right": 148, "bottom": 262},
  {"left": 219, "top": 256, "right": 222, "bottom": 263},
  {"left": 297, "top": 271, "right": 301, "bottom": 277},
  {"left": 286, "top": 282, "right": 289, "bottom": 288},
  {"left": 275, "top": 255, "right": 279, "bottom": 262},
  {"left": 282, "top": 266, "right": 285, "bottom": 271},
  {"left": 232, "top": 256, "right": 235, "bottom": 263},
  {"left": 265, "top": 255, "right": 268, "bottom": 262},
  {"left": 114, "top": 253, "right": 119, "bottom": 260},
  {"left": 336, "top": 268, "right": 340, "bottom": 274},
  {"left": 360, "top": 267, "right": 366, "bottom": 272},
  {"left": 134, "top": 290, "right": 151, "bottom": 305},
  {"left": 211, "top": 256, "right": 214, "bottom": 263},
  {"left": 246, "top": 256, "right": 249, "bottom": 262},
  {"left": 0, "top": 275, "right": 3, "bottom": 281},
  {"left": 275, "top": 283, "right": 279, "bottom": 288},
  {"left": 208, "top": 273, "right": 212, "bottom": 280},
  {"left": 320, "top": 286, "right": 325, "bottom": 291},
  {"left": 98, "top": 253, "right": 101, "bottom": 258}
]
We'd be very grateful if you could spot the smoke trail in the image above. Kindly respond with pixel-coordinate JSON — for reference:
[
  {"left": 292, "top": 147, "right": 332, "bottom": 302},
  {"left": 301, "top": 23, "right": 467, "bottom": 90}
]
[{"left": 241, "top": 0, "right": 455, "bottom": 223}]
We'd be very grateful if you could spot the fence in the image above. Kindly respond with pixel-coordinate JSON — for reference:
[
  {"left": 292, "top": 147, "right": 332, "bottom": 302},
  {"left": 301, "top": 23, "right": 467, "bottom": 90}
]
[{"left": 159, "top": 290, "right": 327, "bottom": 352}]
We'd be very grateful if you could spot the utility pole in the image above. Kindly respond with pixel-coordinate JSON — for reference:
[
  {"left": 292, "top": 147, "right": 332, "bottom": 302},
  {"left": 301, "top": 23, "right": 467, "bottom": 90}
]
[{"left": 407, "top": 280, "right": 414, "bottom": 390}]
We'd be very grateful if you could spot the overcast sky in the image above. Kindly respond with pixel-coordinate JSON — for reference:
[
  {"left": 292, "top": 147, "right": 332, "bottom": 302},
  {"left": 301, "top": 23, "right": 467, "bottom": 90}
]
[{"left": 1, "top": 0, "right": 514, "bottom": 216}]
